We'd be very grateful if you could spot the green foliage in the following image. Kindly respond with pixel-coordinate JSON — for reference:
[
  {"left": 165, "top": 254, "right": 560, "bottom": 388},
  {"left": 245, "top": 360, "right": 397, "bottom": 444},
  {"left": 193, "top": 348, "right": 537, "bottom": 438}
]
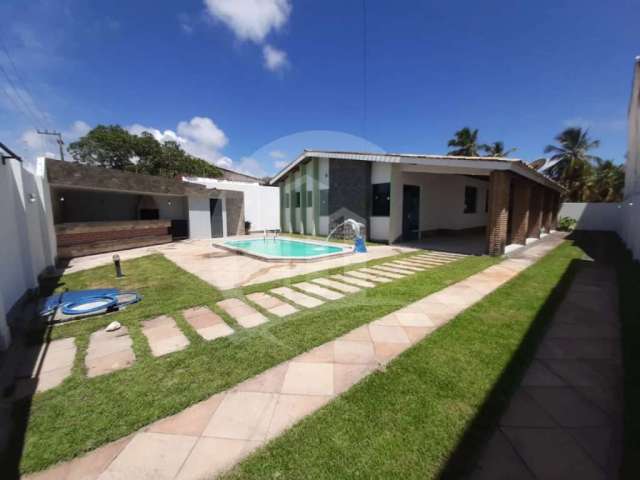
[
  {"left": 557, "top": 216, "right": 577, "bottom": 231},
  {"left": 583, "top": 158, "right": 625, "bottom": 202},
  {"left": 447, "top": 128, "right": 515, "bottom": 158},
  {"left": 68, "top": 125, "right": 222, "bottom": 179}
]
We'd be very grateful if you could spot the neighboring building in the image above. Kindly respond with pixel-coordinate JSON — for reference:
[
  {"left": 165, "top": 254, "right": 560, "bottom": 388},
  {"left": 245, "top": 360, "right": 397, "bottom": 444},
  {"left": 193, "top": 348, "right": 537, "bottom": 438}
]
[
  {"left": 183, "top": 176, "right": 280, "bottom": 232},
  {"left": 270, "top": 150, "right": 564, "bottom": 256},
  {"left": 44, "top": 158, "right": 246, "bottom": 258},
  {"left": 621, "top": 56, "right": 640, "bottom": 260}
]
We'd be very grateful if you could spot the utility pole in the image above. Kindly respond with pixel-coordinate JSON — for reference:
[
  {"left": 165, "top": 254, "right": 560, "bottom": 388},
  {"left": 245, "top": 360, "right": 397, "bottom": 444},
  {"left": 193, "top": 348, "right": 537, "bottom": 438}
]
[{"left": 37, "top": 129, "right": 65, "bottom": 161}]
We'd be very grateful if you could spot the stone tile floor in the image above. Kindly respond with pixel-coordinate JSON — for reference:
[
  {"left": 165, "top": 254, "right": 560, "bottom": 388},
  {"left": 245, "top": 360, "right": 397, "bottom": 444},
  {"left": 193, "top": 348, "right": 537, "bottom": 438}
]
[
  {"left": 183, "top": 307, "right": 234, "bottom": 341},
  {"left": 141, "top": 316, "right": 190, "bottom": 357},
  {"left": 85, "top": 327, "right": 135, "bottom": 378},
  {"left": 216, "top": 298, "right": 267, "bottom": 329},
  {"left": 23, "top": 236, "right": 565, "bottom": 480},
  {"left": 471, "top": 262, "right": 622, "bottom": 479}
]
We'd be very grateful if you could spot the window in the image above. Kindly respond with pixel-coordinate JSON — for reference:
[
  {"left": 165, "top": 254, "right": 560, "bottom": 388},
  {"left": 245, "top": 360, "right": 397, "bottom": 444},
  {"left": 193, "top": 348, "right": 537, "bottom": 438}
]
[
  {"left": 295, "top": 192, "right": 301, "bottom": 208},
  {"left": 284, "top": 193, "right": 290, "bottom": 208},
  {"left": 307, "top": 191, "right": 313, "bottom": 207},
  {"left": 372, "top": 183, "right": 391, "bottom": 216},
  {"left": 319, "top": 190, "right": 329, "bottom": 215},
  {"left": 464, "top": 186, "right": 477, "bottom": 214}
]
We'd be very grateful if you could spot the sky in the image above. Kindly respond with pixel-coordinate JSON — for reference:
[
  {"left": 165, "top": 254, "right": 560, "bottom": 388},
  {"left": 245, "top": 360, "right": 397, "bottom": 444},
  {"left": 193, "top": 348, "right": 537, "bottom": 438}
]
[{"left": 0, "top": 0, "right": 637, "bottom": 176}]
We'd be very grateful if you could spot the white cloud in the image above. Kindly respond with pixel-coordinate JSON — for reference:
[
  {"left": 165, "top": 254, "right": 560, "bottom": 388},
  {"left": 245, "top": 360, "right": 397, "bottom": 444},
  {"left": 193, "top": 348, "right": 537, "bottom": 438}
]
[
  {"left": 236, "top": 157, "right": 267, "bottom": 178},
  {"left": 269, "top": 149, "right": 286, "bottom": 159},
  {"left": 18, "top": 119, "right": 90, "bottom": 165},
  {"left": 204, "top": 0, "right": 291, "bottom": 43},
  {"left": 274, "top": 160, "right": 288, "bottom": 169},
  {"left": 177, "top": 116, "right": 228, "bottom": 150},
  {"left": 263, "top": 44, "right": 288, "bottom": 71}
]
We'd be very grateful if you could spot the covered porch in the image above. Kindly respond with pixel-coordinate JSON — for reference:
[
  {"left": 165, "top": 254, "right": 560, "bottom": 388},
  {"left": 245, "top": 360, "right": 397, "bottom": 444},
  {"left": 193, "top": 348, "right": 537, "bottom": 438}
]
[{"left": 386, "top": 160, "right": 563, "bottom": 256}]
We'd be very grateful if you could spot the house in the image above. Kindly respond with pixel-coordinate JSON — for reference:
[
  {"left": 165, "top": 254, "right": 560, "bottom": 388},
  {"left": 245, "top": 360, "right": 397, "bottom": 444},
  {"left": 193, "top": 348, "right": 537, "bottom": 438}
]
[
  {"left": 270, "top": 150, "right": 564, "bottom": 256},
  {"left": 621, "top": 56, "right": 640, "bottom": 260},
  {"left": 43, "top": 158, "right": 261, "bottom": 258}
]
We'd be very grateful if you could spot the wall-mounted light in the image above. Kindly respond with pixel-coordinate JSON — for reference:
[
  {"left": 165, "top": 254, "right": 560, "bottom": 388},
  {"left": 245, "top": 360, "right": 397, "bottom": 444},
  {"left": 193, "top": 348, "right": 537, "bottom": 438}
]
[
  {"left": 629, "top": 202, "right": 634, "bottom": 207},
  {"left": 27, "top": 193, "right": 36, "bottom": 203},
  {"left": 59, "top": 196, "right": 65, "bottom": 202},
  {"left": 167, "top": 201, "right": 172, "bottom": 206}
]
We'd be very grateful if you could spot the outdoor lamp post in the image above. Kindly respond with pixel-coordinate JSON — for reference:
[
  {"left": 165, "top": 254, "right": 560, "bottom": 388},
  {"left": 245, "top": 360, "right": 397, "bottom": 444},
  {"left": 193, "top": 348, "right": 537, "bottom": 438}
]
[{"left": 113, "top": 254, "right": 123, "bottom": 278}]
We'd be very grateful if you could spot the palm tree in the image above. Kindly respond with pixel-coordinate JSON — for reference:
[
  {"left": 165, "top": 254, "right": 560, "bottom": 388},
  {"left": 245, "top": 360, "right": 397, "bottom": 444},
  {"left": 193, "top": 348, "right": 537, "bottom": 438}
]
[
  {"left": 544, "top": 127, "right": 600, "bottom": 201},
  {"left": 583, "top": 159, "right": 625, "bottom": 202},
  {"left": 482, "top": 141, "right": 516, "bottom": 157},
  {"left": 447, "top": 127, "right": 483, "bottom": 157}
]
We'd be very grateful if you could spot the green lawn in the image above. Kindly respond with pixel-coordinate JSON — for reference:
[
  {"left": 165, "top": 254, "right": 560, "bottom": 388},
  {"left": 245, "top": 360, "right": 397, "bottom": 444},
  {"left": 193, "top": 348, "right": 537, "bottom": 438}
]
[
  {"left": 223, "top": 240, "right": 584, "bottom": 479},
  {"left": 15, "top": 250, "right": 495, "bottom": 474}
]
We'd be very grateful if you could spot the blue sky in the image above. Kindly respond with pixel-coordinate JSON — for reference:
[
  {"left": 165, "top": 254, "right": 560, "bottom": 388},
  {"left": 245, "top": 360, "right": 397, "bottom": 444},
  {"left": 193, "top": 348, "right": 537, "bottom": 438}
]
[{"left": 0, "top": 0, "right": 637, "bottom": 176}]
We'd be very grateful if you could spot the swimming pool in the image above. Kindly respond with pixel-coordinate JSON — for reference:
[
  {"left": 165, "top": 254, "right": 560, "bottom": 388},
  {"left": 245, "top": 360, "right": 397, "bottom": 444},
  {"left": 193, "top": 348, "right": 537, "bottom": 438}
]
[{"left": 222, "top": 238, "right": 350, "bottom": 261}]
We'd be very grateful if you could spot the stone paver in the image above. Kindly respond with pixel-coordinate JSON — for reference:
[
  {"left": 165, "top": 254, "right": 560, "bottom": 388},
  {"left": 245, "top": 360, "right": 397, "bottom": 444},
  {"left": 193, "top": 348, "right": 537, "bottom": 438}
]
[
  {"left": 217, "top": 298, "right": 268, "bottom": 328},
  {"left": 330, "top": 274, "right": 376, "bottom": 288},
  {"left": 471, "top": 262, "right": 621, "bottom": 479},
  {"left": 360, "top": 267, "right": 405, "bottom": 279},
  {"left": 85, "top": 327, "right": 135, "bottom": 378},
  {"left": 246, "top": 292, "right": 298, "bottom": 317},
  {"left": 28, "top": 235, "right": 566, "bottom": 480},
  {"left": 392, "top": 260, "right": 426, "bottom": 270},
  {"left": 373, "top": 264, "right": 416, "bottom": 275},
  {"left": 312, "top": 277, "right": 360, "bottom": 293},
  {"left": 270, "top": 287, "right": 324, "bottom": 308},
  {"left": 183, "top": 307, "right": 234, "bottom": 341},
  {"left": 293, "top": 282, "right": 344, "bottom": 300},
  {"left": 141, "top": 316, "right": 190, "bottom": 357},
  {"left": 15, "top": 337, "right": 76, "bottom": 395},
  {"left": 344, "top": 270, "right": 391, "bottom": 283},
  {"left": 388, "top": 262, "right": 424, "bottom": 272}
]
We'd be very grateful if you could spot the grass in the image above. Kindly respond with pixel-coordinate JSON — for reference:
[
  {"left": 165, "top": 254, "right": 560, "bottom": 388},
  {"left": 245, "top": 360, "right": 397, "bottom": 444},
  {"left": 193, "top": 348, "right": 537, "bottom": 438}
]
[
  {"left": 13, "top": 250, "right": 495, "bottom": 474},
  {"left": 222, "top": 240, "right": 584, "bottom": 479}
]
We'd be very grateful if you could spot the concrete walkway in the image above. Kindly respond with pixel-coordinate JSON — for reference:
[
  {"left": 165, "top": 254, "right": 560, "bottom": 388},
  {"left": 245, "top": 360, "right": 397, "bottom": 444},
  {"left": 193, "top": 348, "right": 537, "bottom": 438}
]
[
  {"left": 472, "top": 262, "right": 622, "bottom": 479},
  {"left": 23, "top": 235, "right": 564, "bottom": 480}
]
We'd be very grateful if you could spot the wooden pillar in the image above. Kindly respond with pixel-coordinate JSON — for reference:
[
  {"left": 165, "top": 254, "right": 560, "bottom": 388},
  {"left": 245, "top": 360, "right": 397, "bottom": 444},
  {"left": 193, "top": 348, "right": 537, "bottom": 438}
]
[
  {"left": 527, "top": 186, "right": 543, "bottom": 239},
  {"left": 486, "top": 171, "right": 511, "bottom": 256},
  {"left": 511, "top": 179, "right": 532, "bottom": 245}
]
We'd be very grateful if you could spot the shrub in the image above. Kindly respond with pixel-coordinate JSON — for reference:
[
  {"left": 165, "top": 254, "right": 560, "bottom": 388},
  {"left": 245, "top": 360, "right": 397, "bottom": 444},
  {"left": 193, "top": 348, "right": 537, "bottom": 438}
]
[{"left": 557, "top": 216, "right": 577, "bottom": 231}]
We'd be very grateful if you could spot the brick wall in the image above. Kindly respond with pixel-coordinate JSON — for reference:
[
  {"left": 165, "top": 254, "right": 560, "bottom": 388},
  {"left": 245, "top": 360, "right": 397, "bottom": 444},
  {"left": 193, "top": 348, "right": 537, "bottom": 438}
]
[
  {"left": 511, "top": 178, "right": 532, "bottom": 245},
  {"left": 486, "top": 171, "right": 511, "bottom": 256},
  {"left": 528, "top": 186, "right": 543, "bottom": 239}
]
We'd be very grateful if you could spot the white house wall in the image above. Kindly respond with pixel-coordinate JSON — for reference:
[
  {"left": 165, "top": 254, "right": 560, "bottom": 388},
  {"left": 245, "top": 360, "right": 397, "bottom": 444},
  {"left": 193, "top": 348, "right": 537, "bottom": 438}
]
[
  {"left": 622, "top": 58, "right": 640, "bottom": 260},
  {"left": 187, "top": 196, "right": 212, "bottom": 239}
]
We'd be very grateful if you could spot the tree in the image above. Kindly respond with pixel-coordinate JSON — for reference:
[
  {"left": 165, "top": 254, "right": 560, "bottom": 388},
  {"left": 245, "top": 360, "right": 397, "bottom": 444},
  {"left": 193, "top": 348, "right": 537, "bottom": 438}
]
[
  {"left": 68, "top": 125, "right": 137, "bottom": 169},
  {"left": 69, "top": 125, "right": 222, "bottom": 179},
  {"left": 583, "top": 158, "right": 625, "bottom": 202},
  {"left": 447, "top": 127, "right": 483, "bottom": 156},
  {"left": 482, "top": 141, "right": 516, "bottom": 157},
  {"left": 544, "top": 127, "right": 600, "bottom": 201}
]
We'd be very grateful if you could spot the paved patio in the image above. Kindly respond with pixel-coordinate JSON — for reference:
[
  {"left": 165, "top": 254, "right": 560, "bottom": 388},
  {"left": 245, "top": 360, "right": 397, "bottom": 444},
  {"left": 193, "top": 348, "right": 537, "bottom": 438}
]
[
  {"left": 23, "top": 235, "right": 565, "bottom": 480},
  {"left": 471, "top": 261, "right": 622, "bottom": 479},
  {"left": 57, "top": 237, "right": 415, "bottom": 290}
]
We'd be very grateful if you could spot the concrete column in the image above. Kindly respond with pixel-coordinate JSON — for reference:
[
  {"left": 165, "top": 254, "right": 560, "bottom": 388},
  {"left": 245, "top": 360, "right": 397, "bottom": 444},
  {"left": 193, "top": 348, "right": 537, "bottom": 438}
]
[
  {"left": 511, "top": 179, "right": 532, "bottom": 245},
  {"left": 527, "top": 186, "right": 543, "bottom": 239},
  {"left": 486, "top": 171, "right": 511, "bottom": 256}
]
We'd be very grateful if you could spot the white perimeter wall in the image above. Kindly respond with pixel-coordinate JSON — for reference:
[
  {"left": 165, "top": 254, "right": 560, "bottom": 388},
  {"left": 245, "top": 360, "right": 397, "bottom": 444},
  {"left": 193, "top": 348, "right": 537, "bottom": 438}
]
[
  {"left": 620, "top": 196, "right": 640, "bottom": 260},
  {"left": 184, "top": 177, "right": 279, "bottom": 231},
  {"left": 0, "top": 157, "right": 57, "bottom": 349},
  {"left": 559, "top": 203, "right": 622, "bottom": 232}
]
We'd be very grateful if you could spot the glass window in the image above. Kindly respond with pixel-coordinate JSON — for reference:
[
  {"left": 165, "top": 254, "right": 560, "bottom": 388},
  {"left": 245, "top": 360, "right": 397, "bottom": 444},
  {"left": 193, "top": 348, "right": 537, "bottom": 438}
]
[
  {"left": 295, "top": 192, "right": 301, "bottom": 208},
  {"left": 464, "top": 186, "right": 477, "bottom": 214},
  {"left": 372, "top": 183, "right": 391, "bottom": 216},
  {"left": 319, "top": 190, "right": 329, "bottom": 215},
  {"left": 307, "top": 191, "right": 313, "bottom": 207}
]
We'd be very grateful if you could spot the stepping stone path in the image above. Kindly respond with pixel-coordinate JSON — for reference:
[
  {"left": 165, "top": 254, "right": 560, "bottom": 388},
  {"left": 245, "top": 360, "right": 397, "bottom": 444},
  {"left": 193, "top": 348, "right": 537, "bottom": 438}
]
[
  {"left": 270, "top": 287, "right": 324, "bottom": 308},
  {"left": 373, "top": 265, "right": 415, "bottom": 275},
  {"left": 312, "top": 277, "right": 360, "bottom": 294},
  {"left": 183, "top": 307, "right": 234, "bottom": 340},
  {"left": 360, "top": 267, "right": 404, "bottom": 279},
  {"left": 15, "top": 337, "right": 77, "bottom": 396},
  {"left": 344, "top": 270, "right": 391, "bottom": 283},
  {"left": 85, "top": 327, "right": 135, "bottom": 378},
  {"left": 330, "top": 274, "right": 376, "bottom": 288},
  {"left": 389, "top": 261, "right": 424, "bottom": 272},
  {"left": 293, "top": 282, "right": 344, "bottom": 300},
  {"left": 142, "top": 315, "right": 190, "bottom": 357},
  {"left": 246, "top": 292, "right": 298, "bottom": 317},
  {"left": 217, "top": 298, "right": 268, "bottom": 328}
]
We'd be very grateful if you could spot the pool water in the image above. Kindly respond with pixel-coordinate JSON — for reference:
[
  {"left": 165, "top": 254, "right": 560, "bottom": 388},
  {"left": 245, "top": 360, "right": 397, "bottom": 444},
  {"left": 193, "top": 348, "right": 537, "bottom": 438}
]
[{"left": 224, "top": 238, "right": 345, "bottom": 258}]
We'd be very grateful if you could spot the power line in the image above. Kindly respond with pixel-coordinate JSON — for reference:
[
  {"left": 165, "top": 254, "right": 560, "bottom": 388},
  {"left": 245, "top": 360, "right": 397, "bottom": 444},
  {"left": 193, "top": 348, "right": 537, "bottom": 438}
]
[
  {"left": 37, "top": 129, "right": 64, "bottom": 161},
  {"left": 0, "top": 36, "right": 50, "bottom": 128},
  {"left": 0, "top": 63, "right": 44, "bottom": 130}
]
